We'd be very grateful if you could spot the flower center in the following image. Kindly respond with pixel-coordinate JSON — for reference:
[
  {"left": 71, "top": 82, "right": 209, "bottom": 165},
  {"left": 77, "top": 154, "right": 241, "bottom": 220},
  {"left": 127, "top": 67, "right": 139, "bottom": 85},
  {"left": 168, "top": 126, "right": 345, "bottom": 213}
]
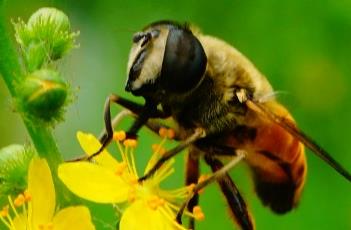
[{"left": 0, "top": 190, "right": 31, "bottom": 229}]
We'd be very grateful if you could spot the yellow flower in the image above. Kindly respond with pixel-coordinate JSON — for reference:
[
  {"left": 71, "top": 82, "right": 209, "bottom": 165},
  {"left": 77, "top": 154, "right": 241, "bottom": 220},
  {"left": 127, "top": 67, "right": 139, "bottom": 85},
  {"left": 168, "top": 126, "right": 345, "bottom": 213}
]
[
  {"left": 58, "top": 131, "right": 204, "bottom": 230},
  {"left": 0, "top": 158, "right": 95, "bottom": 230}
]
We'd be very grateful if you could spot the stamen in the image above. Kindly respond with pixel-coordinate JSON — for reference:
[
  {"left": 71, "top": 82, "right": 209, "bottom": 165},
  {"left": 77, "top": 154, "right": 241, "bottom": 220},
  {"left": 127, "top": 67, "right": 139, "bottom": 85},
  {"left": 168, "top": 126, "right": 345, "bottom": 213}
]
[
  {"left": 158, "top": 127, "right": 168, "bottom": 138},
  {"left": 113, "top": 131, "right": 126, "bottom": 141},
  {"left": 158, "top": 128, "right": 176, "bottom": 139},
  {"left": 115, "top": 162, "right": 127, "bottom": 176},
  {"left": 14, "top": 194, "right": 25, "bottom": 207},
  {"left": 116, "top": 141, "right": 128, "bottom": 165},
  {"left": 24, "top": 190, "right": 32, "bottom": 202},
  {"left": 8, "top": 196, "right": 20, "bottom": 220},
  {"left": 147, "top": 195, "right": 160, "bottom": 210},
  {"left": 0, "top": 205, "right": 9, "bottom": 217},
  {"left": 193, "top": 206, "right": 205, "bottom": 221},
  {"left": 129, "top": 148, "right": 138, "bottom": 177},
  {"left": 127, "top": 188, "right": 137, "bottom": 203},
  {"left": 127, "top": 174, "right": 138, "bottom": 185},
  {"left": 167, "top": 129, "right": 175, "bottom": 139},
  {"left": 151, "top": 144, "right": 166, "bottom": 156},
  {"left": 123, "top": 139, "right": 137, "bottom": 148},
  {"left": 0, "top": 206, "right": 11, "bottom": 229}
]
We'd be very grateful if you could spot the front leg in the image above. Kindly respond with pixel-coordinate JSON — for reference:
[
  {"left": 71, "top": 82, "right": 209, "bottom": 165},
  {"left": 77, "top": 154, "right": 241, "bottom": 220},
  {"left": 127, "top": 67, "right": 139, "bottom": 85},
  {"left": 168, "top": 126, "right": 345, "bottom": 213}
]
[
  {"left": 70, "top": 94, "right": 167, "bottom": 161},
  {"left": 138, "top": 128, "right": 206, "bottom": 181}
]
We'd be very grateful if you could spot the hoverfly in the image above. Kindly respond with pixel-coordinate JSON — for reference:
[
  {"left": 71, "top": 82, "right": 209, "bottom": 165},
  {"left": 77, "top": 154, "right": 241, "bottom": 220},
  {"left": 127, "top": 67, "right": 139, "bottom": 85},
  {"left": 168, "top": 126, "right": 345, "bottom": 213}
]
[{"left": 86, "top": 21, "right": 351, "bottom": 229}]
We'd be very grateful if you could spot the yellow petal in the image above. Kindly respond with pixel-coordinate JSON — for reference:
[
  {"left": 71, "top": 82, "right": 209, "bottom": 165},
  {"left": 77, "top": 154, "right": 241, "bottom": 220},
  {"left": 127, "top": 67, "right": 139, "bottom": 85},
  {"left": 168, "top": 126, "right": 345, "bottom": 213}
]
[
  {"left": 120, "top": 200, "right": 176, "bottom": 230},
  {"left": 28, "top": 158, "right": 55, "bottom": 227},
  {"left": 58, "top": 162, "right": 129, "bottom": 203},
  {"left": 53, "top": 206, "right": 95, "bottom": 230},
  {"left": 77, "top": 131, "right": 119, "bottom": 170},
  {"left": 12, "top": 213, "right": 27, "bottom": 230}
]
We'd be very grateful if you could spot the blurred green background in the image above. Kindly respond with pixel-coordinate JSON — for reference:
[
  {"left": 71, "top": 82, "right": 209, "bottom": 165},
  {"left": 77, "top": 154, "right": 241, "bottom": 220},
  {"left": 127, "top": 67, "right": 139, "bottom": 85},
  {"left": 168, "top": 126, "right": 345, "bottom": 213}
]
[{"left": 1, "top": 0, "right": 351, "bottom": 229}]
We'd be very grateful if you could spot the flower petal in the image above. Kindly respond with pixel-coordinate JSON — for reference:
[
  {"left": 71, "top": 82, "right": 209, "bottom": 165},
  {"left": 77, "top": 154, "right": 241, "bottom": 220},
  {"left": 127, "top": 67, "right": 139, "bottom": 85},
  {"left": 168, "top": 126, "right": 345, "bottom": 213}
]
[
  {"left": 12, "top": 213, "right": 27, "bottom": 230},
  {"left": 52, "top": 206, "right": 95, "bottom": 230},
  {"left": 77, "top": 131, "right": 119, "bottom": 170},
  {"left": 120, "top": 200, "right": 176, "bottom": 230},
  {"left": 58, "top": 162, "right": 129, "bottom": 203},
  {"left": 28, "top": 158, "right": 55, "bottom": 227}
]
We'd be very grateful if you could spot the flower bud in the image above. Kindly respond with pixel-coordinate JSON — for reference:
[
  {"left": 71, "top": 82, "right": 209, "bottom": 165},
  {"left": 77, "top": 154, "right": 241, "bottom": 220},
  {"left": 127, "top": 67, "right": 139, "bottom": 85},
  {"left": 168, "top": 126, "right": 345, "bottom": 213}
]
[
  {"left": 13, "top": 7, "right": 79, "bottom": 69},
  {"left": 19, "top": 69, "right": 68, "bottom": 122},
  {"left": 0, "top": 145, "right": 36, "bottom": 200}
]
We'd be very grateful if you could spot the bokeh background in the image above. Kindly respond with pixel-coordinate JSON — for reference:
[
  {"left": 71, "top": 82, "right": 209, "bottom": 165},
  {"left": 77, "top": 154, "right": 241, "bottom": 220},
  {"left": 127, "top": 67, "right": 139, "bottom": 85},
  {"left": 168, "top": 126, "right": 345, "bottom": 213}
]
[{"left": 1, "top": 0, "right": 351, "bottom": 229}]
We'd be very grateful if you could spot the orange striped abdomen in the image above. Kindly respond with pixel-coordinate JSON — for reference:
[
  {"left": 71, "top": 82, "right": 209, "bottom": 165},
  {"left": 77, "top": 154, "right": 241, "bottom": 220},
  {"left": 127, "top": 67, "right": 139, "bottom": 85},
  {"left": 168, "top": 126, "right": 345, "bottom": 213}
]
[{"left": 229, "top": 102, "right": 307, "bottom": 213}]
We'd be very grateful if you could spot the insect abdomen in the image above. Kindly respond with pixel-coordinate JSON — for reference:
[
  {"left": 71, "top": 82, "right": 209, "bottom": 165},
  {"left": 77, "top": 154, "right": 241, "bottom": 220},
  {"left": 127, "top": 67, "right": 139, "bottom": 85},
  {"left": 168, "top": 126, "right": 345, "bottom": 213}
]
[
  {"left": 247, "top": 102, "right": 306, "bottom": 213},
  {"left": 227, "top": 101, "right": 307, "bottom": 213}
]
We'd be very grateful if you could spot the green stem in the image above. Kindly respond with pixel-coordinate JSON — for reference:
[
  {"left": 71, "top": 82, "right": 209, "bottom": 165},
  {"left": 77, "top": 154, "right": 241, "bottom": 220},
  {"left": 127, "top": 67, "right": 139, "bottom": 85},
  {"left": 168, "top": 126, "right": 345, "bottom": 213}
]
[{"left": 0, "top": 2, "right": 63, "bottom": 186}]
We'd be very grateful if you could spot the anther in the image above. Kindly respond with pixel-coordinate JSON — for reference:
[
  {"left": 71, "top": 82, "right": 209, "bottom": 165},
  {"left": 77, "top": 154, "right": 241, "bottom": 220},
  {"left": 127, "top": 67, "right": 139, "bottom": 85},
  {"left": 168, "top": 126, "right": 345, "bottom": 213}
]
[
  {"left": 0, "top": 205, "right": 9, "bottom": 217},
  {"left": 158, "top": 127, "right": 168, "bottom": 138},
  {"left": 128, "top": 189, "right": 136, "bottom": 203},
  {"left": 152, "top": 144, "right": 166, "bottom": 155},
  {"left": 123, "top": 139, "right": 137, "bottom": 148},
  {"left": 113, "top": 131, "right": 126, "bottom": 141},
  {"left": 24, "top": 190, "right": 32, "bottom": 202},
  {"left": 14, "top": 194, "right": 25, "bottom": 207},
  {"left": 167, "top": 129, "right": 175, "bottom": 139},
  {"left": 115, "top": 162, "right": 127, "bottom": 176},
  {"left": 193, "top": 206, "right": 205, "bottom": 221}
]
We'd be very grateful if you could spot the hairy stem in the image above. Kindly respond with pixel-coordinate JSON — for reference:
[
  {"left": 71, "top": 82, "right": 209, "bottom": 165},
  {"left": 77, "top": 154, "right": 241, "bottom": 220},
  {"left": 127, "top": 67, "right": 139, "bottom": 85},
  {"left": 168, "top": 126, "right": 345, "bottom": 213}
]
[{"left": 0, "top": 2, "right": 65, "bottom": 196}]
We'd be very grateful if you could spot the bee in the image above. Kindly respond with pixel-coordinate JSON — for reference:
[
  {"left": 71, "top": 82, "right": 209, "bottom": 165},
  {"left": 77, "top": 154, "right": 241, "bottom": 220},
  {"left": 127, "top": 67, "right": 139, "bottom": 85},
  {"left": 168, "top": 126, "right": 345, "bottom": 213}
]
[{"left": 91, "top": 21, "right": 351, "bottom": 229}]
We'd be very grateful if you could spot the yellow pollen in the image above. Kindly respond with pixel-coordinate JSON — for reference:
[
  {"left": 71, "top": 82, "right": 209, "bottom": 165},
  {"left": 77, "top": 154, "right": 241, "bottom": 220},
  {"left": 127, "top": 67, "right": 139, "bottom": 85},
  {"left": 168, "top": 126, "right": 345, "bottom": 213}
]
[
  {"left": 157, "top": 198, "right": 165, "bottom": 206},
  {"left": 128, "top": 189, "right": 137, "bottom": 203},
  {"left": 0, "top": 205, "right": 9, "bottom": 217},
  {"left": 115, "top": 162, "right": 127, "bottom": 176},
  {"left": 167, "top": 129, "right": 176, "bottom": 139},
  {"left": 127, "top": 174, "right": 138, "bottom": 185},
  {"left": 24, "top": 190, "right": 32, "bottom": 202},
  {"left": 14, "top": 194, "right": 25, "bottom": 207},
  {"left": 193, "top": 206, "right": 205, "bottom": 221},
  {"left": 152, "top": 144, "right": 166, "bottom": 155},
  {"left": 113, "top": 131, "right": 126, "bottom": 141},
  {"left": 158, "top": 127, "right": 168, "bottom": 138},
  {"left": 123, "top": 139, "right": 137, "bottom": 148},
  {"left": 147, "top": 195, "right": 164, "bottom": 210}
]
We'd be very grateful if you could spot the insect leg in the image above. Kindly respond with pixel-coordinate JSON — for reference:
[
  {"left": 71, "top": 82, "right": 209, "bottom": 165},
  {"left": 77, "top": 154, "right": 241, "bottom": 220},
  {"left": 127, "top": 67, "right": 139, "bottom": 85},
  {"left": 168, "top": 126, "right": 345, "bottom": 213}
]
[
  {"left": 138, "top": 128, "right": 206, "bottom": 181},
  {"left": 69, "top": 94, "right": 165, "bottom": 161},
  {"left": 105, "top": 110, "right": 181, "bottom": 141},
  {"left": 183, "top": 147, "right": 201, "bottom": 229},
  {"left": 204, "top": 153, "right": 254, "bottom": 230},
  {"left": 175, "top": 152, "right": 250, "bottom": 228}
]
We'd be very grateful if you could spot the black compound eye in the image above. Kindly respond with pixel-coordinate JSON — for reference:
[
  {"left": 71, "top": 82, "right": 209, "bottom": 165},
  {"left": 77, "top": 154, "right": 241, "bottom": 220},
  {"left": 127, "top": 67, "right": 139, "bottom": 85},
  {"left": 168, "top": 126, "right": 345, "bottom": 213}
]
[{"left": 160, "top": 27, "right": 207, "bottom": 93}]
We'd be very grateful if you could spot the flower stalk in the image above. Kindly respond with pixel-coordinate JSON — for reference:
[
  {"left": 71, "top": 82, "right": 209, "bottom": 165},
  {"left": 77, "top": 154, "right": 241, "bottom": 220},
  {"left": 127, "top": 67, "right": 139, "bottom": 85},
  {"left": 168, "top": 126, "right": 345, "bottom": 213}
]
[{"left": 0, "top": 4, "right": 74, "bottom": 204}]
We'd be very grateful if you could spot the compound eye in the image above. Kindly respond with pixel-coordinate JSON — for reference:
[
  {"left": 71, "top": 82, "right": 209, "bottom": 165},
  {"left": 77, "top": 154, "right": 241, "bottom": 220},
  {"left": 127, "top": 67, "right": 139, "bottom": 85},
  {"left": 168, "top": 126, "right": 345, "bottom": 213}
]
[{"left": 160, "top": 27, "right": 207, "bottom": 93}]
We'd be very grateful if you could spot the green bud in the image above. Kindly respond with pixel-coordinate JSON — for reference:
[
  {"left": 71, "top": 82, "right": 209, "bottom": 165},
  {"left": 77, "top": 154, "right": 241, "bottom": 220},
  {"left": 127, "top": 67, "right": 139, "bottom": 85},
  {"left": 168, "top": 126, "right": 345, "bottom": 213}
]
[
  {"left": 28, "top": 7, "right": 70, "bottom": 32},
  {"left": 0, "top": 145, "right": 36, "bottom": 203},
  {"left": 19, "top": 69, "right": 68, "bottom": 122},
  {"left": 13, "top": 7, "right": 79, "bottom": 70}
]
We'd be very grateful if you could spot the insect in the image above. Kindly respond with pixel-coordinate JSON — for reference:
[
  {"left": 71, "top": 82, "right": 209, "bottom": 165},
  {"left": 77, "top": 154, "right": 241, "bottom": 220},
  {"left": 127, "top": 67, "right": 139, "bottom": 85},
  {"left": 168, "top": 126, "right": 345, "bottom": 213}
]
[{"left": 88, "top": 21, "right": 351, "bottom": 229}]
